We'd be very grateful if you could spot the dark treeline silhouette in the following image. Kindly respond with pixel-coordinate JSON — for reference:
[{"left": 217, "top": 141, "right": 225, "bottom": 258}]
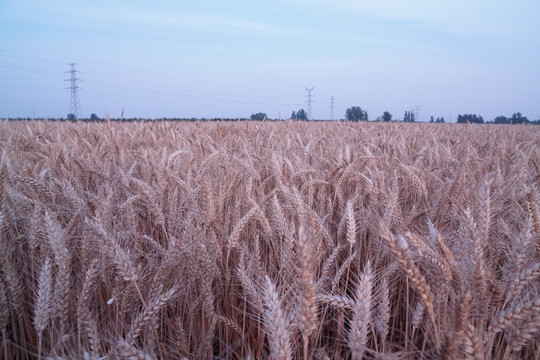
[{"left": 3, "top": 111, "right": 540, "bottom": 124}]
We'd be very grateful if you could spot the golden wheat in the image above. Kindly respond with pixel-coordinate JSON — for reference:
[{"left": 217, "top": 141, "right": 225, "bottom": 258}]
[{"left": 0, "top": 120, "right": 539, "bottom": 359}]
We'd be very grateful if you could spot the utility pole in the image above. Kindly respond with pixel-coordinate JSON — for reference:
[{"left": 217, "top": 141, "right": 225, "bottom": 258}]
[
  {"left": 65, "top": 63, "right": 81, "bottom": 120},
  {"left": 305, "top": 86, "right": 314, "bottom": 120},
  {"left": 414, "top": 105, "right": 420, "bottom": 122},
  {"left": 330, "top": 96, "right": 334, "bottom": 120}
]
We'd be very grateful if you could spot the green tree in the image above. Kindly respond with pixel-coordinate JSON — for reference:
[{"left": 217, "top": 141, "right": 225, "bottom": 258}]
[
  {"left": 382, "top": 111, "right": 392, "bottom": 122},
  {"left": 291, "top": 110, "right": 297, "bottom": 120},
  {"left": 345, "top": 106, "right": 368, "bottom": 122},
  {"left": 250, "top": 112, "right": 267, "bottom": 120},
  {"left": 90, "top": 113, "right": 101, "bottom": 122},
  {"left": 494, "top": 115, "right": 509, "bottom": 124},
  {"left": 403, "top": 110, "right": 415, "bottom": 122},
  {"left": 457, "top": 114, "right": 484, "bottom": 124},
  {"left": 295, "top": 109, "right": 308, "bottom": 120},
  {"left": 511, "top": 112, "right": 529, "bottom": 124}
]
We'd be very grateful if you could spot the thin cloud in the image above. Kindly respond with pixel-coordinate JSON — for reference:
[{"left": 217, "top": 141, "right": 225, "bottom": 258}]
[
  {"left": 67, "top": 6, "right": 299, "bottom": 38},
  {"left": 290, "top": 0, "right": 540, "bottom": 38}
]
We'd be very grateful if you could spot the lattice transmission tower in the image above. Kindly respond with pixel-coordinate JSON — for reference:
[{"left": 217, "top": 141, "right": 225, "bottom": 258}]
[
  {"left": 65, "top": 63, "right": 81, "bottom": 120},
  {"left": 305, "top": 86, "right": 314, "bottom": 120}
]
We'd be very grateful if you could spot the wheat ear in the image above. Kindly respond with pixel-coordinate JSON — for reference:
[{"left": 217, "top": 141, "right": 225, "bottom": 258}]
[
  {"left": 77, "top": 259, "right": 100, "bottom": 354},
  {"left": 504, "top": 262, "right": 540, "bottom": 307},
  {"left": 349, "top": 261, "right": 373, "bottom": 360},
  {"left": 117, "top": 338, "right": 153, "bottom": 360},
  {"left": 375, "top": 277, "right": 390, "bottom": 345},
  {"left": 34, "top": 257, "right": 53, "bottom": 359},
  {"left": 45, "top": 211, "right": 71, "bottom": 326},
  {"left": 379, "top": 221, "right": 440, "bottom": 346},
  {"left": 126, "top": 285, "right": 178, "bottom": 345},
  {"left": 345, "top": 199, "right": 356, "bottom": 247},
  {"left": 317, "top": 293, "right": 355, "bottom": 309},
  {"left": 262, "top": 275, "right": 292, "bottom": 360},
  {"left": 296, "top": 226, "right": 318, "bottom": 360},
  {"left": 489, "top": 298, "right": 540, "bottom": 335},
  {"left": 228, "top": 204, "right": 260, "bottom": 250},
  {"left": 507, "top": 311, "right": 540, "bottom": 352}
]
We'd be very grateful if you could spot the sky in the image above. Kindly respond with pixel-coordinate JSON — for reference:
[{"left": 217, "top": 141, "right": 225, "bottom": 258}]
[{"left": 1, "top": 0, "right": 539, "bottom": 121}]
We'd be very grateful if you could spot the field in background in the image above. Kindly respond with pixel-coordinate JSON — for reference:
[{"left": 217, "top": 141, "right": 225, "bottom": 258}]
[{"left": 1, "top": 120, "right": 539, "bottom": 359}]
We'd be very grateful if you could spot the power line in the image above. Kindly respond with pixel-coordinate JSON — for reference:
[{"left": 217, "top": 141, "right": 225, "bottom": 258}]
[
  {"left": 65, "top": 63, "right": 81, "bottom": 120},
  {"left": 1, "top": 35, "right": 307, "bottom": 116},
  {"left": 1, "top": 35, "right": 302, "bottom": 96},
  {"left": 305, "top": 86, "right": 314, "bottom": 120},
  {"left": 0, "top": 35, "right": 317, "bottom": 117}
]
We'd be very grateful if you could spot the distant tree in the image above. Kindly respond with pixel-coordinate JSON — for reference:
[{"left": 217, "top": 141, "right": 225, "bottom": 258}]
[
  {"left": 382, "top": 111, "right": 392, "bottom": 122},
  {"left": 403, "top": 110, "right": 415, "bottom": 122},
  {"left": 291, "top": 110, "right": 297, "bottom": 120},
  {"left": 494, "top": 115, "right": 509, "bottom": 124},
  {"left": 250, "top": 112, "right": 267, "bottom": 120},
  {"left": 510, "top": 112, "right": 529, "bottom": 124},
  {"left": 436, "top": 117, "right": 445, "bottom": 123},
  {"left": 430, "top": 116, "right": 434, "bottom": 123},
  {"left": 457, "top": 114, "right": 484, "bottom": 124},
  {"left": 295, "top": 109, "right": 308, "bottom": 120},
  {"left": 67, "top": 113, "right": 76, "bottom": 121},
  {"left": 90, "top": 113, "right": 101, "bottom": 122},
  {"left": 345, "top": 106, "right": 368, "bottom": 122}
]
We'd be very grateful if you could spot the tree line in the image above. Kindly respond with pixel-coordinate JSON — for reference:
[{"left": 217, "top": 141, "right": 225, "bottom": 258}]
[
  {"left": 454, "top": 112, "right": 539, "bottom": 124},
  {"left": 5, "top": 110, "right": 539, "bottom": 124}
]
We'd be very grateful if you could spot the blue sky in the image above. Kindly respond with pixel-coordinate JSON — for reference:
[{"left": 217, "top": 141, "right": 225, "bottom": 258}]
[{"left": 1, "top": 0, "right": 539, "bottom": 121}]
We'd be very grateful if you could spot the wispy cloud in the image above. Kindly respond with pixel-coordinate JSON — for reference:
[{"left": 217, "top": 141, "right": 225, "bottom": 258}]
[
  {"left": 68, "top": 5, "right": 299, "bottom": 38},
  {"left": 290, "top": 0, "right": 540, "bottom": 39}
]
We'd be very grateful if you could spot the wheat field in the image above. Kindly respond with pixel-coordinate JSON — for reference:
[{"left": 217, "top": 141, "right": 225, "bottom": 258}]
[{"left": 0, "top": 120, "right": 539, "bottom": 359}]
